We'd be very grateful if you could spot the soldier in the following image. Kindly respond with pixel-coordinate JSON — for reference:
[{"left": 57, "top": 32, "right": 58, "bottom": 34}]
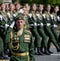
[
  {"left": 0, "top": 3, "right": 9, "bottom": 58},
  {"left": 22, "top": 3, "right": 30, "bottom": 29},
  {"left": 15, "top": 3, "right": 22, "bottom": 15},
  {"left": 5, "top": 14, "right": 35, "bottom": 61},
  {"left": 28, "top": 3, "right": 43, "bottom": 55},
  {"left": 6, "top": 3, "right": 15, "bottom": 30},
  {"left": 24, "top": 3, "right": 30, "bottom": 13},
  {"left": 0, "top": 3, "right": 4, "bottom": 58},
  {"left": 36, "top": 4, "right": 50, "bottom": 55},
  {"left": 43, "top": 4, "right": 60, "bottom": 53},
  {"left": 7, "top": 3, "right": 15, "bottom": 21},
  {"left": 51, "top": 5, "right": 60, "bottom": 46},
  {"left": 1, "top": 3, "right": 7, "bottom": 25},
  {"left": 5, "top": 3, "right": 16, "bottom": 54},
  {"left": 0, "top": 3, "right": 7, "bottom": 56}
]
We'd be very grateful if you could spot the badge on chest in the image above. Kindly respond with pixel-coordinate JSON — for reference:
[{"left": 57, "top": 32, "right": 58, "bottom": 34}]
[
  {"left": 24, "top": 34, "right": 30, "bottom": 43},
  {"left": 11, "top": 35, "right": 20, "bottom": 51}
]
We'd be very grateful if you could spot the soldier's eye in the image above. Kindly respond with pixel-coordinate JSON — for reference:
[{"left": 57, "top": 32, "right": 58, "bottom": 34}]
[{"left": 20, "top": 21, "right": 23, "bottom": 23}]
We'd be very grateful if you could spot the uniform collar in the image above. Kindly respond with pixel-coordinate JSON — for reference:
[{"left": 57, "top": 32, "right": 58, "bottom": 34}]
[{"left": 16, "top": 28, "right": 23, "bottom": 36}]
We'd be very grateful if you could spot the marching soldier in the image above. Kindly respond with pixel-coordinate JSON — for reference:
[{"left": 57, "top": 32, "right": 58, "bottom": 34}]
[
  {"left": 28, "top": 3, "right": 43, "bottom": 55},
  {"left": 43, "top": 4, "right": 60, "bottom": 53},
  {"left": 15, "top": 3, "right": 22, "bottom": 15},
  {"left": 7, "top": 3, "right": 15, "bottom": 21},
  {"left": 0, "top": 3, "right": 9, "bottom": 58},
  {"left": 36, "top": 4, "right": 50, "bottom": 55},
  {"left": 3, "top": 4, "right": 16, "bottom": 56},
  {"left": 22, "top": 3, "right": 30, "bottom": 29},
  {"left": 5, "top": 14, "right": 35, "bottom": 61},
  {"left": 51, "top": 5, "right": 60, "bottom": 46},
  {"left": 0, "top": 3, "right": 7, "bottom": 56},
  {"left": 0, "top": 4, "right": 4, "bottom": 58}
]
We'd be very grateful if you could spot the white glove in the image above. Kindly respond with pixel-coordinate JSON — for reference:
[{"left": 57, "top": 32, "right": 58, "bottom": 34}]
[
  {"left": 34, "top": 22, "right": 37, "bottom": 26},
  {"left": 36, "top": 14, "right": 40, "bottom": 18},
  {"left": 5, "top": 24, "right": 9, "bottom": 29},
  {"left": 41, "top": 23, "right": 43, "bottom": 26},
  {"left": 43, "top": 14, "right": 46, "bottom": 19},
  {"left": 54, "top": 24, "right": 57, "bottom": 27},
  {"left": 38, "top": 24, "right": 40, "bottom": 26},
  {"left": 0, "top": 15, "right": 3, "bottom": 20},
  {"left": 30, "top": 24, "right": 34, "bottom": 26},
  {"left": 10, "top": 21, "right": 15, "bottom": 28},
  {"left": 28, "top": 13, "right": 32, "bottom": 18},
  {"left": 13, "top": 14, "right": 16, "bottom": 17},
  {"left": 50, "top": 14, "right": 53, "bottom": 19},
  {"left": 57, "top": 16, "right": 60, "bottom": 21},
  {"left": 47, "top": 23, "right": 50, "bottom": 26},
  {"left": 19, "top": 9, "right": 24, "bottom": 14},
  {"left": 7, "top": 12, "right": 10, "bottom": 18}
]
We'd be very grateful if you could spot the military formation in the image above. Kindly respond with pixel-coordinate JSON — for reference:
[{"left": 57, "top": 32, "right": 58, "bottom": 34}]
[{"left": 0, "top": 3, "right": 60, "bottom": 61}]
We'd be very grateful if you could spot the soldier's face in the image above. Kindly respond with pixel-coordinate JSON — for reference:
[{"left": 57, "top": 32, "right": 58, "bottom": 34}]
[
  {"left": 47, "top": 5, "right": 51, "bottom": 11},
  {"left": 39, "top": 5, "right": 43, "bottom": 11},
  {"left": 32, "top": 4, "right": 37, "bottom": 11},
  {"left": 25, "top": 4, "right": 30, "bottom": 11},
  {"left": 1, "top": 3, "right": 6, "bottom": 10},
  {"left": 15, "top": 4, "right": 21, "bottom": 10},
  {"left": 16, "top": 20, "right": 25, "bottom": 29},
  {"left": 10, "top": 4, "right": 15, "bottom": 11},
  {"left": 54, "top": 6, "right": 59, "bottom": 13}
]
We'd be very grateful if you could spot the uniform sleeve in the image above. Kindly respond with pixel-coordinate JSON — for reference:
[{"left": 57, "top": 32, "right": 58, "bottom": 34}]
[
  {"left": 5, "top": 30, "right": 11, "bottom": 49},
  {"left": 29, "top": 34, "right": 35, "bottom": 61}
]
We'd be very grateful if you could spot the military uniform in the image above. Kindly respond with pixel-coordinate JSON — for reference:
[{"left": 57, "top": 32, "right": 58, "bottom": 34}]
[
  {"left": 0, "top": 20, "right": 4, "bottom": 53},
  {"left": 5, "top": 15, "right": 35, "bottom": 61},
  {"left": 0, "top": 10, "right": 15, "bottom": 57},
  {"left": 50, "top": 13, "right": 60, "bottom": 46},
  {"left": 6, "top": 11, "right": 16, "bottom": 32},
  {"left": 28, "top": 11, "right": 43, "bottom": 55},
  {"left": 0, "top": 11, "right": 7, "bottom": 56},
  {"left": 36, "top": 12, "right": 49, "bottom": 54},
  {"left": 43, "top": 11, "right": 60, "bottom": 52}
]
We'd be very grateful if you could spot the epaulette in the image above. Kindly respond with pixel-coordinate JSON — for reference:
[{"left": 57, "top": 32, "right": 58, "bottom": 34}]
[
  {"left": 10, "top": 29, "right": 15, "bottom": 39},
  {"left": 10, "top": 31, "right": 13, "bottom": 39},
  {"left": 25, "top": 30, "right": 31, "bottom": 34}
]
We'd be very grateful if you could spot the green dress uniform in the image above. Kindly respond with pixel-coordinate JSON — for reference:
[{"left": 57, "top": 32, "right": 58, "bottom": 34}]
[
  {"left": 43, "top": 12, "right": 60, "bottom": 52},
  {"left": 0, "top": 11, "right": 7, "bottom": 55},
  {"left": 36, "top": 12, "right": 49, "bottom": 54},
  {"left": 28, "top": 11, "right": 42, "bottom": 55},
  {"left": 0, "top": 11, "right": 9, "bottom": 58},
  {"left": 50, "top": 13, "right": 59, "bottom": 46},
  {"left": 1, "top": 11, "right": 12, "bottom": 52},
  {"left": 7, "top": 11, "right": 15, "bottom": 24},
  {"left": 6, "top": 11, "right": 16, "bottom": 32},
  {"left": 5, "top": 14, "right": 35, "bottom": 61},
  {"left": 6, "top": 28, "right": 34, "bottom": 61}
]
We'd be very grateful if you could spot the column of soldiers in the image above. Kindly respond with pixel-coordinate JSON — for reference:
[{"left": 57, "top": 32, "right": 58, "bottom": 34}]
[{"left": 0, "top": 2, "right": 60, "bottom": 60}]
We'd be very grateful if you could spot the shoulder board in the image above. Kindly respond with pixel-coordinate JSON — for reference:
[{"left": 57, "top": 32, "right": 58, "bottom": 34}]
[
  {"left": 10, "top": 31, "right": 13, "bottom": 39},
  {"left": 25, "top": 30, "right": 31, "bottom": 34},
  {"left": 10, "top": 29, "right": 14, "bottom": 39}
]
